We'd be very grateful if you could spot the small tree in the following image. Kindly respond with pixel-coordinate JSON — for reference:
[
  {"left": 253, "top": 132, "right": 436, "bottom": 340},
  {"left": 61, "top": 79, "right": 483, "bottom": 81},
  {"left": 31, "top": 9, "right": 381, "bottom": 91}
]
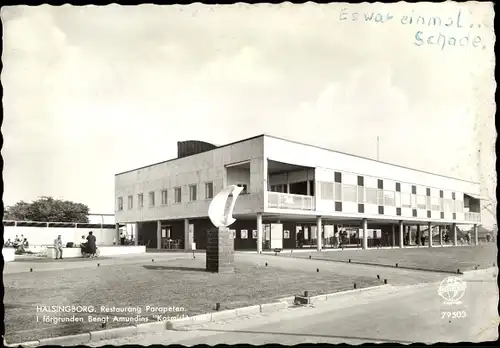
[{"left": 4, "top": 197, "right": 90, "bottom": 223}]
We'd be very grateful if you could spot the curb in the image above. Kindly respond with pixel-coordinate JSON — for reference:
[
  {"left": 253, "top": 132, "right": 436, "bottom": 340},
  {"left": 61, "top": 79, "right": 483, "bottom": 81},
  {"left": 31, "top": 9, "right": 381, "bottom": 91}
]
[
  {"left": 461, "top": 266, "right": 497, "bottom": 276},
  {"left": 8, "top": 284, "right": 386, "bottom": 346},
  {"left": 278, "top": 283, "right": 389, "bottom": 304}
]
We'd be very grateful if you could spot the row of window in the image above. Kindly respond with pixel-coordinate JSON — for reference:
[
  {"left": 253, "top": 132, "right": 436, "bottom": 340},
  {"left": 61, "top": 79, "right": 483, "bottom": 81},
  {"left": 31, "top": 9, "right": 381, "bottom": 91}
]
[
  {"left": 319, "top": 182, "right": 464, "bottom": 212},
  {"left": 117, "top": 182, "right": 214, "bottom": 211}
]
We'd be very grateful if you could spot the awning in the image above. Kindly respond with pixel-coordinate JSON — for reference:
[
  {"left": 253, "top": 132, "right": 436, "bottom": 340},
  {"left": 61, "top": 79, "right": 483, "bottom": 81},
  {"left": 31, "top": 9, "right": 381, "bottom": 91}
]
[{"left": 465, "top": 193, "right": 489, "bottom": 200}]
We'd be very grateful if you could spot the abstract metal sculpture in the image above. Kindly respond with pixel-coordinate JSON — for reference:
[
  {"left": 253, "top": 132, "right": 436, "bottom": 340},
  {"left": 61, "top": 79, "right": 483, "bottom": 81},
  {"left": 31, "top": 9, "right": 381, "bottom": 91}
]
[
  {"left": 206, "top": 185, "right": 243, "bottom": 274},
  {"left": 208, "top": 185, "right": 244, "bottom": 228}
]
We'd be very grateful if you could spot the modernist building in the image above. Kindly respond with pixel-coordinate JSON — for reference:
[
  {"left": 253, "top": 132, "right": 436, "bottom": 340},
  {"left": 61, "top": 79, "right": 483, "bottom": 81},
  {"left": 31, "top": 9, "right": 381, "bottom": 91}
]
[{"left": 114, "top": 134, "right": 483, "bottom": 252}]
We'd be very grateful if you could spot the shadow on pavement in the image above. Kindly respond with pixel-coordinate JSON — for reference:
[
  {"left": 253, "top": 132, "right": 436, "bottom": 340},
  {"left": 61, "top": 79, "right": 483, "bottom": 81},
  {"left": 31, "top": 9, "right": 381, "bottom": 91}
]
[
  {"left": 142, "top": 265, "right": 205, "bottom": 272},
  {"left": 194, "top": 328, "right": 414, "bottom": 344}
]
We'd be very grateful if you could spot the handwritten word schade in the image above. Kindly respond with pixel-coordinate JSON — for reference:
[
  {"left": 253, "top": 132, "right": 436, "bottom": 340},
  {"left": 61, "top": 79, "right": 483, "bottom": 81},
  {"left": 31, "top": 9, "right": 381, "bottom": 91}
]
[{"left": 339, "top": 8, "right": 487, "bottom": 51}]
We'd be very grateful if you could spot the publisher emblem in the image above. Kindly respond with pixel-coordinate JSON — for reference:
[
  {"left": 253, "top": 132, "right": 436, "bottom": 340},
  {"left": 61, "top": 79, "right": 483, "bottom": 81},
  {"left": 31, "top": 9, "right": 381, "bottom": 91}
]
[{"left": 437, "top": 276, "right": 467, "bottom": 305}]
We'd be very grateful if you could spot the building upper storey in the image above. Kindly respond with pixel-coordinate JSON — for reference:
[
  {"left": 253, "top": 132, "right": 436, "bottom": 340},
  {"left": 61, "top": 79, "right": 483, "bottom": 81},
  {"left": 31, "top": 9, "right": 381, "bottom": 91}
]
[{"left": 115, "top": 134, "right": 481, "bottom": 224}]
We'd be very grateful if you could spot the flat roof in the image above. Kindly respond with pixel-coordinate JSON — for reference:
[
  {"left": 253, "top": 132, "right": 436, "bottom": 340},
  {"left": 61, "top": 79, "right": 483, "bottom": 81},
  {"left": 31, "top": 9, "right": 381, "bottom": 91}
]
[{"left": 115, "top": 134, "right": 479, "bottom": 184}]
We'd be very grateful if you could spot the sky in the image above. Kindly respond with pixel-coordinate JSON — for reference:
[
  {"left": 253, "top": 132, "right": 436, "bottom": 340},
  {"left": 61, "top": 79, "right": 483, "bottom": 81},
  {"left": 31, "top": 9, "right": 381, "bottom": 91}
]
[{"left": 1, "top": 3, "right": 496, "bottom": 227}]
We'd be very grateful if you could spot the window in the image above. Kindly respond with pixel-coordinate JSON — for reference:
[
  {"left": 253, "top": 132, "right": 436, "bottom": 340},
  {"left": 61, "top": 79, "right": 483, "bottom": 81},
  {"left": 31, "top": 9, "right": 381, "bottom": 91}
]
[
  {"left": 205, "top": 182, "right": 214, "bottom": 199},
  {"left": 357, "top": 176, "right": 364, "bottom": 186},
  {"left": 334, "top": 183, "right": 342, "bottom": 201},
  {"left": 366, "top": 187, "right": 377, "bottom": 204},
  {"left": 396, "top": 183, "right": 401, "bottom": 192},
  {"left": 395, "top": 192, "right": 401, "bottom": 207},
  {"left": 431, "top": 197, "right": 440, "bottom": 211},
  {"left": 343, "top": 184, "right": 357, "bottom": 202},
  {"left": 237, "top": 184, "right": 248, "bottom": 194},
  {"left": 149, "top": 191, "right": 155, "bottom": 207},
  {"left": 426, "top": 196, "right": 431, "bottom": 210},
  {"left": 138, "top": 194, "right": 144, "bottom": 208},
  {"left": 320, "top": 182, "right": 334, "bottom": 200},
  {"left": 357, "top": 186, "right": 365, "bottom": 203},
  {"left": 377, "top": 189, "right": 384, "bottom": 206},
  {"left": 189, "top": 185, "right": 197, "bottom": 201},
  {"left": 334, "top": 172, "right": 342, "bottom": 183},
  {"left": 383, "top": 190, "right": 395, "bottom": 206},
  {"left": 402, "top": 193, "right": 411, "bottom": 208},
  {"left": 127, "top": 195, "right": 133, "bottom": 209},
  {"left": 411, "top": 194, "right": 417, "bottom": 208},
  {"left": 117, "top": 197, "right": 123, "bottom": 211},
  {"left": 417, "top": 195, "right": 426, "bottom": 209},
  {"left": 377, "top": 179, "right": 383, "bottom": 189},
  {"left": 174, "top": 187, "right": 182, "bottom": 203},
  {"left": 161, "top": 190, "right": 168, "bottom": 205}
]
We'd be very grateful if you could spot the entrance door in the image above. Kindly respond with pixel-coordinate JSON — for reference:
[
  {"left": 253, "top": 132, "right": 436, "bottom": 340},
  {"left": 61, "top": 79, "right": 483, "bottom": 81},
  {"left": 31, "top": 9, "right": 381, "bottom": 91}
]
[{"left": 270, "top": 223, "right": 283, "bottom": 249}]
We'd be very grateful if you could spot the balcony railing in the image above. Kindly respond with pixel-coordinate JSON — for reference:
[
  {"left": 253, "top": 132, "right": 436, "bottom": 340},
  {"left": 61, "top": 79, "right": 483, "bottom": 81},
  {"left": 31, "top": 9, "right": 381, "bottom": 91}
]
[
  {"left": 464, "top": 212, "right": 481, "bottom": 222},
  {"left": 267, "top": 192, "right": 315, "bottom": 211}
]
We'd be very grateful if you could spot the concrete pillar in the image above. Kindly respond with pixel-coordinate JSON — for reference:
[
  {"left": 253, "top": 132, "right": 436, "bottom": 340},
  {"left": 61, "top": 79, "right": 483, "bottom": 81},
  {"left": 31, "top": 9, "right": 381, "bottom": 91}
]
[
  {"left": 157, "top": 220, "right": 162, "bottom": 250},
  {"left": 257, "top": 213, "right": 263, "bottom": 253},
  {"left": 452, "top": 223, "right": 457, "bottom": 246},
  {"left": 115, "top": 223, "right": 120, "bottom": 245},
  {"left": 134, "top": 222, "right": 139, "bottom": 246},
  {"left": 428, "top": 222, "right": 432, "bottom": 247},
  {"left": 362, "top": 219, "right": 368, "bottom": 250},
  {"left": 184, "top": 219, "right": 190, "bottom": 251},
  {"left": 316, "top": 216, "right": 323, "bottom": 251},
  {"left": 392, "top": 224, "right": 396, "bottom": 247},
  {"left": 416, "top": 225, "right": 421, "bottom": 245},
  {"left": 474, "top": 224, "right": 478, "bottom": 245},
  {"left": 306, "top": 181, "right": 311, "bottom": 195},
  {"left": 399, "top": 221, "right": 404, "bottom": 248},
  {"left": 439, "top": 226, "right": 443, "bottom": 246}
]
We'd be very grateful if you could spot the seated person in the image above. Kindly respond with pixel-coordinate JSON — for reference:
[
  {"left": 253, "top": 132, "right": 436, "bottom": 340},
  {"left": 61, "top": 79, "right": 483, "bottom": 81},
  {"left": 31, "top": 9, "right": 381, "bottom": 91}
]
[
  {"left": 5, "top": 238, "right": 13, "bottom": 247},
  {"left": 80, "top": 235, "right": 89, "bottom": 253},
  {"left": 13, "top": 236, "right": 21, "bottom": 248},
  {"left": 22, "top": 238, "right": 29, "bottom": 248}
]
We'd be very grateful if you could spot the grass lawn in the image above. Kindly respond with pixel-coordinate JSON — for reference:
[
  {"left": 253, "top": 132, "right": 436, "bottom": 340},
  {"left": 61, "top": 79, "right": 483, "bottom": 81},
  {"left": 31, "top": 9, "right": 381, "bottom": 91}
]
[
  {"left": 4, "top": 256, "right": 381, "bottom": 343},
  {"left": 283, "top": 244, "right": 497, "bottom": 273}
]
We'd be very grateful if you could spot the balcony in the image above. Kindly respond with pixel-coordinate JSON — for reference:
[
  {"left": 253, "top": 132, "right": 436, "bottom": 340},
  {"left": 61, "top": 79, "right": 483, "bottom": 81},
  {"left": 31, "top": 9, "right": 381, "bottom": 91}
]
[
  {"left": 464, "top": 212, "right": 481, "bottom": 222},
  {"left": 267, "top": 192, "right": 315, "bottom": 211}
]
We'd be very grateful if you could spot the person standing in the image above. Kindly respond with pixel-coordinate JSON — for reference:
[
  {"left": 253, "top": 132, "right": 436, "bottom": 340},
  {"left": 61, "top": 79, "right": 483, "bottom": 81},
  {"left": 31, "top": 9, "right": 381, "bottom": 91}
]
[
  {"left": 54, "top": 235, "right": 63, "bottom": 260},
  {"left": 87, "top": 231, "right": 97, "bottom": 257},
  {"left": 120, "top": 231, "right": 126, "bottom": 246}
]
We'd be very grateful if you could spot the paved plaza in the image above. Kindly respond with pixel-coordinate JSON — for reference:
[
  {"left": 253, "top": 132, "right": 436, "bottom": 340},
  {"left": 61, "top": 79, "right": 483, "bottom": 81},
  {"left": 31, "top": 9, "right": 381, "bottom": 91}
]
[
  {"left": 5, "top": 252, "right": 381, "bottom": 344},
  {"left": 90, "top": 267, "right": 499, "bottom": 345},
  {"left": 4, "top": 246, "right": 497, "bottom": 345},
  {"left": 279, "top": 244, "right": 497, "bottom": 273}
]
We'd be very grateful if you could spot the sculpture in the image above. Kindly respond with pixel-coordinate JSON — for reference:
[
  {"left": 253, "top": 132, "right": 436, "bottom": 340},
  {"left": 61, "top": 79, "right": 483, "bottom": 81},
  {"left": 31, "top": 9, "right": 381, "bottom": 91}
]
[
  {"left": 208, "top": 185, "right": 244, "bottom": 227},
  {"left": 206, "top": 185, "right": 243, "bottom": 274}
]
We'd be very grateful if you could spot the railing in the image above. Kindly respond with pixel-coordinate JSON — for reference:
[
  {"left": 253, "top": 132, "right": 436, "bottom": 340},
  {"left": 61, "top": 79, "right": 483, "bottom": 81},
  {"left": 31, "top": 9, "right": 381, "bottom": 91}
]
[
  {"left": 464, "top": 212, "right": 481, "bottom": 222},
  {"left": 267, "top": 192, "right": 315, "bottom": 211},
  {"left": 3, "top": 220, "right": 116, "bottom": 229}
]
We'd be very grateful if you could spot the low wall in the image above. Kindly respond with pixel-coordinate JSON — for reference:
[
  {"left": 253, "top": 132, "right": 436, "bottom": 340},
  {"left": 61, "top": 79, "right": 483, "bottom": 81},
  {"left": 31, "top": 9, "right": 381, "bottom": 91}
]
[
  {"left": 46, "top": 246, "right": 146, "bottom": 259},
  {"left": 4, "top": 225, "right": 117, "bottom": 246},
  {"left": 3, "top": 248, "right": 15, "bottom": 262}
]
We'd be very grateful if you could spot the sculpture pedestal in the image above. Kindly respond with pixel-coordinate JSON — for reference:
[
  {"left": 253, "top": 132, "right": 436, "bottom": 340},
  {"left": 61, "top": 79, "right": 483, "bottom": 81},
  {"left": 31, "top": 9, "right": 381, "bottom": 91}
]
[{"left": 206, "top": 227, "right": 234, "bottom": 274}]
